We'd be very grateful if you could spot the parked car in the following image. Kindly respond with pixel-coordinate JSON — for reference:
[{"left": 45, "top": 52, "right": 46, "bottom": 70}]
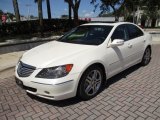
[{"left": 15, "top": 22, "right": 152, "bottom": 100}]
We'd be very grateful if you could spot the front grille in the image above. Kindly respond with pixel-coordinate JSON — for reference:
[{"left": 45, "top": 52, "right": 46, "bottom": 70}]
[{"left": 17, "top": 61, "right": 36, "bottom": 77}]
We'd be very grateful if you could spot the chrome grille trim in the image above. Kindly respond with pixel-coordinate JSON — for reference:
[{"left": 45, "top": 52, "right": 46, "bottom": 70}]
[{"left": 17, "top": 61, "right": 36, "bottom": 77}]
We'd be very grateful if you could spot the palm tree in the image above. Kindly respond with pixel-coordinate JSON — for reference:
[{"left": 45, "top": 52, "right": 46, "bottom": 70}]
[
  {"left": 35, "top": 0, "right": 51, "bottom": 19},
  {"left": 64, "top": 0, "right": 72, "bottom": 21},
  {"left": 65, "top": 0, "right": 81, "bottom": 26},
  {"left": 46, "top": 0, "right": 51, "bottom": 19},
  {"left": 35, "top": 0, "right": 52, "bottom": 35},
  {"left": 68, "top": 4, "right": 72, "bottom": 21},
  {"left": 12, "top": 0, "right": 20, "bottom": 22},
  {"left": 35, "top": 0, "right": 43, "bottom": 36}
]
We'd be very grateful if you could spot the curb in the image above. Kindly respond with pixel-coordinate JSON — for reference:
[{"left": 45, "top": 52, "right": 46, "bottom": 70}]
[
  {"left": 0, "top": 36, "right": 60, "bottom": 54},
  {"left": 0, "top": 36, "right": 60, "bottom": 47},
  {"left": 0, "top": 64, "right": 15, "bottom": 72}
]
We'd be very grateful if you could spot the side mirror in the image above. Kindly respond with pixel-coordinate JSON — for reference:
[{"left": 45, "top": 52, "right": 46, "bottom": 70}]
[{"left": 110, "top": 39, "right": 124, "bottom": 47}]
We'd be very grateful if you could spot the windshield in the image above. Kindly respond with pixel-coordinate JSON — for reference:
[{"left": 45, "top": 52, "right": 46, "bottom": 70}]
[{"left": 57, "top": 25, "right": 113, "bottom": 45}]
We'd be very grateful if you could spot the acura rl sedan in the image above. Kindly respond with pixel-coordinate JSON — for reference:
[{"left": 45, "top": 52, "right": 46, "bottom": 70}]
[{"left": 15, "top": 22, "right": 152, "bottom": 100}]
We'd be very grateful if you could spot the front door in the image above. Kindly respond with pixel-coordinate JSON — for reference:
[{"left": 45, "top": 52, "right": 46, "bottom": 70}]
[{"left": 107, "top": 24, "right": 132, "bottom": 77}]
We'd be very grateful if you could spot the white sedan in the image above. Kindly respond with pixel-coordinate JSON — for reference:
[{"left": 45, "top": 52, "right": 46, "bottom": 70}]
[{"left": 15, "top": 22, "right": 152, "bottom": 100}]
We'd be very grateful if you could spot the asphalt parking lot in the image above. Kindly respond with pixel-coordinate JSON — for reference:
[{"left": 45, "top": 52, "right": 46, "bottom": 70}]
[{"left": 0, "top": 45, "right": 160, "bottom": 120}]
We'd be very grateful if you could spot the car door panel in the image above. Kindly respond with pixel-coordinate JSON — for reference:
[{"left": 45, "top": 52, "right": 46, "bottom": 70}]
[
  {"left": 125, "top": 37, "right": 143, "bottom": 67},
  {"left": 106, "top": 25, "right": 129, "bottom": 77},
  {"left": 106, "top": 24, "right": 145, "bottom": 78},
  {"left": 107, "top": 44, "right": 128, "bottom": 77},
  {"left": 125, "top": 24, "right": 145, "bottom": 67}
]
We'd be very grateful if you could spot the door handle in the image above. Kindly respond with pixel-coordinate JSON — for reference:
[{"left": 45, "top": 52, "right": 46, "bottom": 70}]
[{"left": 128, "top": 44, "right": 132, "bottom": 48}]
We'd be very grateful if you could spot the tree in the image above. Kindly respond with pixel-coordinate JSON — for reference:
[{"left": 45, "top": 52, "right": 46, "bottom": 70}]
[
  {"left": 122, "top": 0, "right": 143, "bottom": 23},
  {"left": 35, "top": 0, "right": 52, "bottom": 19},
  {"left": 12, "top": 0, "right": 20, "bottom": 22},
  {"left": 123, "top": 0, "right": 160, "bottom": 26},
  {"left": 68, "top": 4, "right": 72, "bottom": 21},
  {"left": 142, "top": 0, "right": 160, "bottom": 27},
  {"left": 65, "top": 0, "right": 81, "bottom": 26},
  {"left": 46, "top": 0, "right": 51, "bottom": 19},
  {"left": 7, "top": 12, "right": 15, "bottom": 20},
  {"left": 0, "top": 10, "right": 3, "bottom": 14},
  {"left": 0, "top": 10, "right": 3, "bottom": 17},
  {"left": 91, "top": 0, "right": 124, "bottom": 21},
  {"left": 64, "top": 1, "right": 72, "bottom": 22},
  {"left": 35, "top": 0, "right": 43, "bottom": 36}
]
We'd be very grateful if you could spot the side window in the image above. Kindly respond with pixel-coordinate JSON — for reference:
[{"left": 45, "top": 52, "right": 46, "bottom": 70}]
[
  {"left": 111, "top": 25, "right": 128, "bottom": 41},
  {"left": 127, "top": 24, "right": 144, "bottom": 39}
]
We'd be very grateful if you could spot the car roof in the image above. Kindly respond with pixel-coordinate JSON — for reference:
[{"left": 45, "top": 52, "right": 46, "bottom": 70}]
[{"left": 81, "top": 22, "right": 133, "bottom": 26}]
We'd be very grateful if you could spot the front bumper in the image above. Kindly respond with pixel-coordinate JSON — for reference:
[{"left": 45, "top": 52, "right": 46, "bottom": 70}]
[{"left": 15, "top": 69, "right": 80, "bottom": 100}]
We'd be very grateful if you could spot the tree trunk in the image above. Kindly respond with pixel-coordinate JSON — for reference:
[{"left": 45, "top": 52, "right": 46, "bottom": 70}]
[
  {"left": 46, "top": 0, "right": 51, "bottom": 19},
  {"left": 141, "top": 20, "right": 146, "bottom": 27},
  {"left": 73, "top": 9, "right": 79, "bottom": 26},
  {"left": 69, "top": 4, "right": 72, "bottom": 21},
  {"left": 151, "top": 18, "right": 156, "bottom": 27},
  {"left": 38, "top": 0, "right": 43, "bottom": 36},
  {"left": 65, "top": 0, "right": 80, "bottom": 26},
  {"left": 12, "top": 0, "right": 20, "bottom": 22}
]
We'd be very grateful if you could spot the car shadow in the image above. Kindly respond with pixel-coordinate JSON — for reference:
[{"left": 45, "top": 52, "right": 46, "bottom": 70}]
[
  {"left": 104, "top": 64, "right": 141, "bottom": 89},
  {"left": 27, "top": 93, "right": 82, "bottom": 107},
  {"left": 27, "top": 64, "right": 141, "bottom": 107}
]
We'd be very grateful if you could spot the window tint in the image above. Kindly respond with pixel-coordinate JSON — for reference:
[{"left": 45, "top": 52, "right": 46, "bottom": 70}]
[
  {"left": 127, "top": 24, "right": 144, "bottom": 39},
  {"left": 58, "top": 25, "right": 113, "bottom": 45},
  {"left": 111, "top": 25, "right": 128, "bottom": 41}
]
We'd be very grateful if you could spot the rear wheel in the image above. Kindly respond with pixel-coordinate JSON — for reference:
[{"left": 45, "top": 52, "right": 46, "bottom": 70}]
[
  {"left": 78, "top": 66, "right": 104, "bottom": 100},
  {"left": 141, "top": 47, "right": 151, "bottom": 66}
]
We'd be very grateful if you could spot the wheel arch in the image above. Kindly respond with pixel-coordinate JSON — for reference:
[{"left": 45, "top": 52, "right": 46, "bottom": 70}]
[
  {"left": 76, "top": 62, "right": 107, "bottom": 96},
  {"left": 147, "top": 45, "right": 152, "bottom": 54}
]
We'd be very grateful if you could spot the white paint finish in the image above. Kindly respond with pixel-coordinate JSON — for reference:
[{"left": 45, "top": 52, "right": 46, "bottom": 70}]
[
  {"left": 22, "top": 41, "right": 95, "bottom": 68},
  {"left": 15, "top": 22, "right": 152, "bottom": 100}
]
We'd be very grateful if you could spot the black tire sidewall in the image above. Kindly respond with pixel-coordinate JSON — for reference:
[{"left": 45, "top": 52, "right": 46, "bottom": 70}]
[{"left": 141, "top": 47, "right": 151, "bottom": 66}]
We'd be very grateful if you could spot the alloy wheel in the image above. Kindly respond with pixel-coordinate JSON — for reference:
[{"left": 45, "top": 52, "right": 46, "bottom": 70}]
[{"left": 84, "top": 70, "right": 102, "bottom": 96}]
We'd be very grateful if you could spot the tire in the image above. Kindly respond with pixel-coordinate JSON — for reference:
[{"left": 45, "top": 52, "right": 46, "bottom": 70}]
[
  {"left": 78, "top": 65, "right": 104, "bottom": 100},
  {"left": 141, "top": 47, "right": 151, "bottom": 66}
]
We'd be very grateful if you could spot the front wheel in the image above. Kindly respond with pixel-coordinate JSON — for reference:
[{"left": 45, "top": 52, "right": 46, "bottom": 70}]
[
  {"left": 141, "top": 47, "right": 151, "bottom": 66},
  {"left": 78, "top": 66, "right": 104, "bottom": 100}
]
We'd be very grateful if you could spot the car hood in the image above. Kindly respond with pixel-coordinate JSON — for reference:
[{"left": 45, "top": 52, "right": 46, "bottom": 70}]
[{"left": 21, "top": 41, "right": 94, "bottom": 68}]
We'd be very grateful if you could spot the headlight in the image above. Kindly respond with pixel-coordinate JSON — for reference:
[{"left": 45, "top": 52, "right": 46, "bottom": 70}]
[{"left": 36, "top": 64, "right": 73, "bottom": 79}]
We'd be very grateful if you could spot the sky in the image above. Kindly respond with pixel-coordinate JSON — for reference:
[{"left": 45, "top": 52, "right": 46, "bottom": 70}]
[{"left": 0, "top": 0, "right": 101, "bottom": 18}]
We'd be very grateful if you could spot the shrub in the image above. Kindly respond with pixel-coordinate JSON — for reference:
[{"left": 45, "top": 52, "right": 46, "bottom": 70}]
[{"left": 0, "top": 19, "right": 87, "bottom": 38}]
